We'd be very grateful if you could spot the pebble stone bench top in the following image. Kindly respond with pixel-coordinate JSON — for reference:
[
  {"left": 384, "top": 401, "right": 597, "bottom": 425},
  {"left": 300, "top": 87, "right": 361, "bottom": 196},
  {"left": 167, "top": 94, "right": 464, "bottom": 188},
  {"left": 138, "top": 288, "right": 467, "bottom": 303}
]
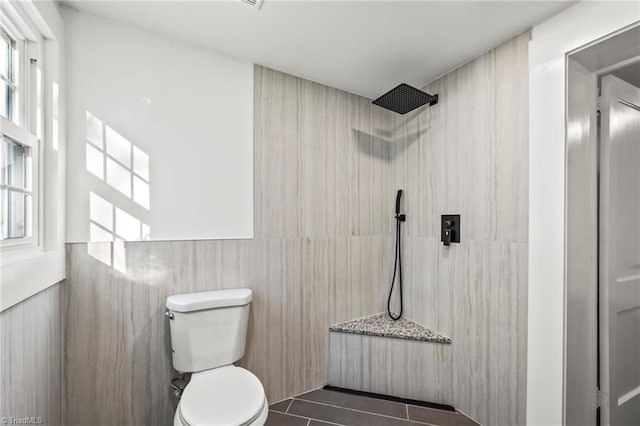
[{"left": 329, "top": 312, "right": 452, "bottom": 344}]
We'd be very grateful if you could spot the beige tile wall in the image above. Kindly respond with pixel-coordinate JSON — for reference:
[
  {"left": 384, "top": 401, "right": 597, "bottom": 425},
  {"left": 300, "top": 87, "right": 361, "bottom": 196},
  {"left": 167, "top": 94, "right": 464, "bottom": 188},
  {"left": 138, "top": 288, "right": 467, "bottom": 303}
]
[
  {"left": 0, "top": 283, "right": 64, "bottom": 426},
  {"left": 399, "top": 32, "right": 529, "bottom": 426},
  {"left": 330, "top": 31, "right": 530, "bottom": 426}
]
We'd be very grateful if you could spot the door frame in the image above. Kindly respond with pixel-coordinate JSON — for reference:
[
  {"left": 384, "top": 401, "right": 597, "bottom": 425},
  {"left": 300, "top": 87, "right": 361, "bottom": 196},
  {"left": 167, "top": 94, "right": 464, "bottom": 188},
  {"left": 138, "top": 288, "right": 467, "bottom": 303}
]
[
  {"left": 598, "top": 73, "right": 640, "bottom": 426},
  {"left": 565, "top": 23, "right": 640, "bottom": 426}
]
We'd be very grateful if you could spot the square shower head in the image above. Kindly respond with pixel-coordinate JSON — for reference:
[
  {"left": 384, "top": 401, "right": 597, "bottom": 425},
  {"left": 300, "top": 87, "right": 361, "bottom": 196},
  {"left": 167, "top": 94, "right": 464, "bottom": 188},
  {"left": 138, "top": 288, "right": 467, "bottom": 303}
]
[{"left": 372, "top": 83, "right": 438, "bottom": 115}]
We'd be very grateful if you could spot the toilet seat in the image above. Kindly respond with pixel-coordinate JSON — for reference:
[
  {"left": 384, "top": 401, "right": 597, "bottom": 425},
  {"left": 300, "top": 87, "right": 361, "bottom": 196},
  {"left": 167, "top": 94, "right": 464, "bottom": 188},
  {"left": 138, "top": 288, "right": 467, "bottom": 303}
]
[{"left": 177, "top": 365, "right": 266, "bottom": 426}]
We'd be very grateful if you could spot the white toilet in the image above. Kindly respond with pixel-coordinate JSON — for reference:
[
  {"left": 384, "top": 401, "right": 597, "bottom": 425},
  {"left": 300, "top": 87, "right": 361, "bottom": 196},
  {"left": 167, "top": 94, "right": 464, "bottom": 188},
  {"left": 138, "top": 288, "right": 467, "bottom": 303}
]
[{"left": 166, "top": 288, "right": 268, "bottom": 426}]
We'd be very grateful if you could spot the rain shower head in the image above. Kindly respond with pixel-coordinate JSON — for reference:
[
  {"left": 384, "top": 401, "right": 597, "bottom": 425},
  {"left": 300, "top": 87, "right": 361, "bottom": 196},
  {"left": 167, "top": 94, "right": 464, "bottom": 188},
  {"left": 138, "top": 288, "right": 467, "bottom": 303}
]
[{"left": 372, "top": 83, "right": 438, "bottom": 115}]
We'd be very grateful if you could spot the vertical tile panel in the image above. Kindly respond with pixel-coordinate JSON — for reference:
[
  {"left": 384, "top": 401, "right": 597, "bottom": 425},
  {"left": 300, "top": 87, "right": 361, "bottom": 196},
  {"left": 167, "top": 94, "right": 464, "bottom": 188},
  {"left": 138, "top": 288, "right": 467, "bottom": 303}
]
[
  {"left": 350, "top": 95, "right": 392, "bottom": 236},
  {"left": 388, "top": 31, "right": 529, "bottom": 425},
  {"left": 300, "top": 81, "right": 331, "bottom": 237},
  {"left": 328, "top": 332, "right": 453, "bottom": 405},
  {"left": 254, "top": 67, "right": 303, "bottom": 238},
  {"left": 238, "top": 239, "right": 284, "bottom": 397},
  {"left": 449, "top": 240, "right": 528, "bottom": 425},
  {"left": 494, "top": 34, "right": 530, "bottom": 243},
  {"left": 0, "top": 284, "right": 63, "bottom": 426},
  {"left": 0, "top": 293, "right": 26, "bottom": 420},
  {"left": 301, "top": 239, "right": 331, "bottom": 387}
]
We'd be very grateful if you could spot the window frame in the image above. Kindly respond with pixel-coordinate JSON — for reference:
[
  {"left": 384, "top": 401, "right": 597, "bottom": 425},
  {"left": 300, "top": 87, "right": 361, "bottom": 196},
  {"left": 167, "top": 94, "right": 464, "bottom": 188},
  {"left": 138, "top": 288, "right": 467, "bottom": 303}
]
[
  {"left": 0, "top": 16, "right": 43, "bottom": 254},
  {"left": 1, "top": 120, "right": 39, "bottom": 249},
  {"left": 1, "top": 27, "right": 17, "bottom": 121}
]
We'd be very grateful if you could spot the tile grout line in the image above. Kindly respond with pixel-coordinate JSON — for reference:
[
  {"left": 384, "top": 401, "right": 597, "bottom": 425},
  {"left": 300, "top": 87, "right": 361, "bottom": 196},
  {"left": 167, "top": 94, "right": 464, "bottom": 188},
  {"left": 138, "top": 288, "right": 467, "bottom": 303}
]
[
  {"left": 304, "top": 416, "right": 345, "bottom": 426},
  {"left": 288, "top": 398, "right": 439, "bottom": 425},
  {"left": 293, "top": 397, "right": 346, "bottom": 426},
  {"left": 270, "top": 410, "right": 312, "bottom": 422},
  {"left": 294, "top": 394, "right": 408, "bottom": 418},
  {"left": 284, "top": 398, "right": 294, "bottom": 414},
  {"left": 307, "top": 388, "right": 458, "bottom": 414},
  {"left": 275, "top": 406, "right": 345, "bottom": 426},
  {"left": 296, "top": 392, "right": 407, "bottom": 410},
  {"left": 452, "top": 408, "right": 481, "bottom": 425},
  {"left": 293, "top": 397, "right": 408, "bottom": 420}
]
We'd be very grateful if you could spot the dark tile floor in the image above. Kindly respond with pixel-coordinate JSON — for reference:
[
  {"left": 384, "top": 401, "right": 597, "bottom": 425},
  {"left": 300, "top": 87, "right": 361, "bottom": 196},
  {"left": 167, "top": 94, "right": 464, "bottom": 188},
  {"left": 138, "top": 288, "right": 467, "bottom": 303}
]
[{"left": 265, "top": 388, "right": 480, "bottom": 426}]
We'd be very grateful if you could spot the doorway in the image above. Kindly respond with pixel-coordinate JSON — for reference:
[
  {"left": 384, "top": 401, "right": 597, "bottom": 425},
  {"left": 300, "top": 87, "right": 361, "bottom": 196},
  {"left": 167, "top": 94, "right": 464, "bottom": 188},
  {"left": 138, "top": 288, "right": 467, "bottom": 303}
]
[
  {"left": 599, "top": 71, "right": 640, "bottom": 425},
  {"left": 566, "top": 24, "right": 640, "bottom": 426}
]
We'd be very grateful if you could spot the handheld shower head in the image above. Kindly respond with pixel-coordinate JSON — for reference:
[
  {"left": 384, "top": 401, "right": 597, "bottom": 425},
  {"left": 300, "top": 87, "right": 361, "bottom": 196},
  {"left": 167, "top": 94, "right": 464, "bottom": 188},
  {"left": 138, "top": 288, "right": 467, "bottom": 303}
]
[
  {"left": 395, "top": 190, "right": 406, "bottom": 222},
  {"left": 395, "top": 190, "right": 403, "bottom": 215}
]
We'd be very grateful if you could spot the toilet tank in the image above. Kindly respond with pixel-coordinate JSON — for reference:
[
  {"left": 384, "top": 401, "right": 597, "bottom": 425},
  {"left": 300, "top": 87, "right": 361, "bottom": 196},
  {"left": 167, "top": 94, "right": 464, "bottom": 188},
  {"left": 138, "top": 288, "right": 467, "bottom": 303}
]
[{"left": 166, "top": 289, "right": 252, "bottom": 373}]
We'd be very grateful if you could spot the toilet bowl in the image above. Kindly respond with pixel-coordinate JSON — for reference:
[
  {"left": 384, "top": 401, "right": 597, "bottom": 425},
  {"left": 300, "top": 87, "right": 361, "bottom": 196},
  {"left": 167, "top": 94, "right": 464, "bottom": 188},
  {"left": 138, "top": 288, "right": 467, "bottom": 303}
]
[
  {"left": 166, "top": 289, "right": 268, "bottom": 426},
  {"left": 173, "top": 366, "right": 268, "bottom": 426}
]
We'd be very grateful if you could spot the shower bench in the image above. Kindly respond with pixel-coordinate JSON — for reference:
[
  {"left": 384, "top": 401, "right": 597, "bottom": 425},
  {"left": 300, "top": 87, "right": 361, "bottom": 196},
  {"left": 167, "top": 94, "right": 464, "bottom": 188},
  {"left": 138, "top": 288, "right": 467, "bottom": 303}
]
[{"left": 328, "top": 313, "right": 453, "bottom": 405}]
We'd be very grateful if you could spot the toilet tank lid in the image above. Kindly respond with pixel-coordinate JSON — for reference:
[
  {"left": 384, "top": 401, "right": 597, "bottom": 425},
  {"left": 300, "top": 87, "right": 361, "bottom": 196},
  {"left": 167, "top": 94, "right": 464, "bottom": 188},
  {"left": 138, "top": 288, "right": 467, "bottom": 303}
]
[{"left": 166, "top": 289, "right": 252, "bottom": 312}]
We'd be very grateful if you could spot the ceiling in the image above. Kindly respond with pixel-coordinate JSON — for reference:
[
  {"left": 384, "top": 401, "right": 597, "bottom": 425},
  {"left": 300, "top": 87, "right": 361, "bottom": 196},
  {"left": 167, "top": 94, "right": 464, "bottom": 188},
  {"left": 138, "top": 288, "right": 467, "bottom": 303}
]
[
  {"left": 61, "top": 0, "right": 576, "bottom": 99},
  {"left": 613, "top": 62, "right": 640, "bottom": 87}
]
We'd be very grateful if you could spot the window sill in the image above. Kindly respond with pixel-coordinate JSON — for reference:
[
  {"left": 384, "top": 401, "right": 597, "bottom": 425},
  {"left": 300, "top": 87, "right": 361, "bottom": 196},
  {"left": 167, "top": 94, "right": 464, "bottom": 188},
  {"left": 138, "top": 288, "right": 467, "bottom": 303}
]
[
  {"left": 0, "top": 248, "right": 65, "bottom": 311},
  {"left": 1, "top": 243, "right": 41, "bottom": 264}
]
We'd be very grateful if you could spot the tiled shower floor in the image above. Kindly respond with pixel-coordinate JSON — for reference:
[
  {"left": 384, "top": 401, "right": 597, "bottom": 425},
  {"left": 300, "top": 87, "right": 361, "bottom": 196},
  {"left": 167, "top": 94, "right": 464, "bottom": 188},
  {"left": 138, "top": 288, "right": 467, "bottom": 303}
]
[{"left": 265, "top": 388, "right": 480, "bottom": 426}]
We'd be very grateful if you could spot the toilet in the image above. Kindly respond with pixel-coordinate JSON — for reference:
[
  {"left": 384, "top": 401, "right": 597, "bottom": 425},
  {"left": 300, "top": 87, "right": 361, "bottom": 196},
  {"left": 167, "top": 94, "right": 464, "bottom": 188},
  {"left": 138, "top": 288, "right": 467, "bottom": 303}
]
[{"left": 166, "top": 289, "right": 268, "bottom": 426}]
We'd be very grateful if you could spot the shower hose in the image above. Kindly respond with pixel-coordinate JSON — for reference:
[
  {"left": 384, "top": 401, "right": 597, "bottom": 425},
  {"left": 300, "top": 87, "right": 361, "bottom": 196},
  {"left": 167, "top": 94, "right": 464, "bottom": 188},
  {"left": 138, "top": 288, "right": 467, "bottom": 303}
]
[{"left": 387, "top": 214, "right": 403, "bottom": 321}]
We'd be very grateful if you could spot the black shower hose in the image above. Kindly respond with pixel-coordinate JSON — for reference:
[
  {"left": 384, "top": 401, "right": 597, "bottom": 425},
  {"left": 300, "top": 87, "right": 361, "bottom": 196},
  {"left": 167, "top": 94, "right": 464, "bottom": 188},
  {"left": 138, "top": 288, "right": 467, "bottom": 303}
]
[{"left": 387, "top": 217, "right": 403, "bottom": 321}]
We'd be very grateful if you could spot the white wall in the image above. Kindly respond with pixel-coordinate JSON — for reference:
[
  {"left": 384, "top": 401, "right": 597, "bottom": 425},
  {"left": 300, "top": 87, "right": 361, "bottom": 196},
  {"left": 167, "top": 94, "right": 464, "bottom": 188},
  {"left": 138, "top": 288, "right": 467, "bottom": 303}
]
[
  {"left": 64, "top": 9, "right": 254, "bottom": 242},
  {"left": 528, "top": 2, "right": 640, "bottom": 425}
]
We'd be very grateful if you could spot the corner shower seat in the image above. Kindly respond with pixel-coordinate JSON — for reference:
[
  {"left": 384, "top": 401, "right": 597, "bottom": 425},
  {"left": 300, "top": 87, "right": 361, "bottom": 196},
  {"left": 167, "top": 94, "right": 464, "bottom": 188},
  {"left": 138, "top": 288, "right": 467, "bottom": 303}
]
[
  {"left": 328, "top": 312, "right": 452, "bottom": 405},
  {"left": 329, "top": 313, "right": 451, "bottom": 344}
]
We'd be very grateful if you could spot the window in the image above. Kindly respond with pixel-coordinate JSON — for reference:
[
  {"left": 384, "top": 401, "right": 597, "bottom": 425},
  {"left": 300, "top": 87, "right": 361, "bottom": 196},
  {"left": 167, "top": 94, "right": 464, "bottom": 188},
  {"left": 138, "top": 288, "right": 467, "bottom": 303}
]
[
  {"left": 1, "top": 135, "right": 33, "bottom": 240},
  {"left": 0, "top": 28, "right": 16, "bottom": 121},
  {"left": 0, "top": 20, "right": 41, "bottom": 249},
  {"left": 0, "top": 1, "right": 65, "bottom": 310}
]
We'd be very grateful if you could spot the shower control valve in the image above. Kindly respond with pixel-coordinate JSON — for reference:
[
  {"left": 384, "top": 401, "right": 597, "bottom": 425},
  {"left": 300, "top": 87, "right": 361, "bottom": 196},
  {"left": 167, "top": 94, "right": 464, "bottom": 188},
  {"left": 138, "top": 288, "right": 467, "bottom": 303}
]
[
  {"left": 441, "top": 214, "right": 460, "bottom": 246},
  {"left": 443, "top": 229, "right": 452, "bottom": 246}
]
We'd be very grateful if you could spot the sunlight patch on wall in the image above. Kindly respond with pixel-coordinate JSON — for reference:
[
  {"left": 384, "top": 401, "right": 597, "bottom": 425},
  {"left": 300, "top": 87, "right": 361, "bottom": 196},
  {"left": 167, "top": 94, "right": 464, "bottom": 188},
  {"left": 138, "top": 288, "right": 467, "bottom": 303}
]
[
  {"left": 89, "top": 192, "right": 150, "bottom": 241},
  {"left": 85, "top": 111, "right": 152, "bottom": 273},
  {"left": 85, "top": 111, "right": 151, "bottom": 210}
]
